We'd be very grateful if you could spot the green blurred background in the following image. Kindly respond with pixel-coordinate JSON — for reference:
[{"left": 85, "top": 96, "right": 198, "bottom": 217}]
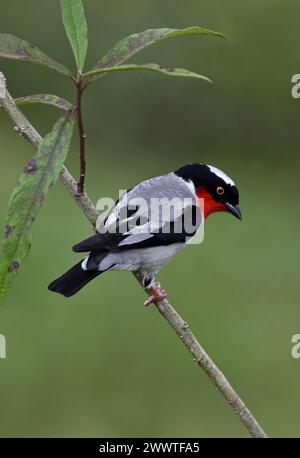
[{"left": 0, "top": 0, "right": 299, "bottom": 438}]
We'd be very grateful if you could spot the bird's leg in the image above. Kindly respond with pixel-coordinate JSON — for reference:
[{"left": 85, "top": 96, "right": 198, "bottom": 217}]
[
  {"left": 144, "top": 282, "right": 167, "bottom": 306},
  {"left": 143, "top": 274, "right": 167, "bottom": 306}
]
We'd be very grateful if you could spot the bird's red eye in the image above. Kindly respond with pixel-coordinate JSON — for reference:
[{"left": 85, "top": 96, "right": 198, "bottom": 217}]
[{"left": 216, "top": 186, "right": 225, "bottom": 195}]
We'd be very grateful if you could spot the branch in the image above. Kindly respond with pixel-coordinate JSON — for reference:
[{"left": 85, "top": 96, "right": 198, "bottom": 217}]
[{"left": 0, "top": 71, "right": 267, "bottom": 438}]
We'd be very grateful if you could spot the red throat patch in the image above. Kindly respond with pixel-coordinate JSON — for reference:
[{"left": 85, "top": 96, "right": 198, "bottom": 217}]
[{"left": 196, "top": 187, "right": 226, "bottom": 219}]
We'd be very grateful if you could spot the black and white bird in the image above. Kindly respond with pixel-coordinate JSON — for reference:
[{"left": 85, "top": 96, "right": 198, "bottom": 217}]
[{"left": 48, "top": 163, "right": 241, "bottom": 304}]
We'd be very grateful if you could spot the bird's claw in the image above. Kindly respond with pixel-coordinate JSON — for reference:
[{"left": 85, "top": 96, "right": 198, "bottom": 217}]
[{"left": 144, "top": 282, "right": 167, "bottom": 306}]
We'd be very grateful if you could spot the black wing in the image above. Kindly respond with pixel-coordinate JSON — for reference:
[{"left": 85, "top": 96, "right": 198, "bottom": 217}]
[{"left": 73, "top": 203, "right": 201, "bottom": 254}]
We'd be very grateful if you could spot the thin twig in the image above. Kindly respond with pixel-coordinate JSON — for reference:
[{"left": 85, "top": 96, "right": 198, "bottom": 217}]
[
  {"left": 0, "top": 71, "right": 267, "bottom": 438},
  {"left": 75, "top": 76, "right": 86, "bottom": 194}
]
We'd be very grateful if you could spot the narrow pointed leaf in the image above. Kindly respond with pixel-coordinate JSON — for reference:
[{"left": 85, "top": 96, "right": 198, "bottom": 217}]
[
  {"left": 93, "top": 26, "right": 225, "bottom": 71},
  {"left": 60, "top": 0, "right": 88, "bottom": 73},
  {"left": 84, "top": 63, "right": 211, "bottom": 83},
  {"left": 0, "top": 33, "right": 73, "bottom": 77},
  {"left": 0, "top": 116, "right": 74, "bottom": 303},
  {"left": 14, "top": 94, "right": 74, "bottom": 112}
]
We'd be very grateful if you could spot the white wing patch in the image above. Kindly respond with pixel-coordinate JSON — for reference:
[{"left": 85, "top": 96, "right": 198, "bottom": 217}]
[
  {"left": 118, "top": 233, "right": 154, "bottom": 247},
  {"left": 208, "top": 165, "right": 235, "bottom": 186},
  {"left": 81, "top": 257, "right": 89, "bottom": 271}
]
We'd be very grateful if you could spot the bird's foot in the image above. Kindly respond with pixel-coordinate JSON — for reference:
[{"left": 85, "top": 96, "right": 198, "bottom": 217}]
[{"left": 144, "top": 282, "right": 167, "bottom": 306}]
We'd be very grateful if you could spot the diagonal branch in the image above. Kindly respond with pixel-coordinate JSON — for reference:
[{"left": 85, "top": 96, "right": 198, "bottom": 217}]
[{"left": 0, "top": 71, "right": 267, "bottom": 438}]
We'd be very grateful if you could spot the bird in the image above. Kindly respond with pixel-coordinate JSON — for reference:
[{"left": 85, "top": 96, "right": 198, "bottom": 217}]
[{"left": 48, "top": 163, "right": 241, "bottom": 304}]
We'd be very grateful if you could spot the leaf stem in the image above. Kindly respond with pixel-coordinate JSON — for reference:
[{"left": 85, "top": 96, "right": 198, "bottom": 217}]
[{"left": 76, "top": 76, "right": 86, "bottom": 194}]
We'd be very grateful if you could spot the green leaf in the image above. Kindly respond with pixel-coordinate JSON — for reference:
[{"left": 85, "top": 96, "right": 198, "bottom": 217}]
[
  {"left": 14, "top": 94, "right": 74, "bottom": 112},
  {"left": 92, "top": 26, "right": 225, "bottom": 73},
  {"left": 60, "top": 0, "right": 88, "bottom": 73},
  {"left": 84, "top": 63, "right": 211, "bottom": 83},
  {"left": 0, "top": 116, "right": 74, "bottom": 303},
  {"left": 0, "top": 33, "right": 73, "bottom": 77}
]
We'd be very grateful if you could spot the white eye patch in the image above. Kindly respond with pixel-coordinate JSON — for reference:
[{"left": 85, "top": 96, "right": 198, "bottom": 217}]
[{"left": 208, "top": 165, "right": 235, "bottom": 187}]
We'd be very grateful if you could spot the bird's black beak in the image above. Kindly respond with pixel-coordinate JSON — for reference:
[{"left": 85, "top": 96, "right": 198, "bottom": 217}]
[{"left": 225, "top": 203, "right": 242, "bottom": 220}]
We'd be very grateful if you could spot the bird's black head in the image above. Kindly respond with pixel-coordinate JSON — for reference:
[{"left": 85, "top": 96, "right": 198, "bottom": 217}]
[{"left": 175, "top": 163, "right": 241, "bottom": 220}]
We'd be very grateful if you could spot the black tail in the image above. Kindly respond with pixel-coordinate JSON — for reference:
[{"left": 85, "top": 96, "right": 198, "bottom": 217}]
[{"left": 48, "top": 260, "right": 103, "bottom": 297}]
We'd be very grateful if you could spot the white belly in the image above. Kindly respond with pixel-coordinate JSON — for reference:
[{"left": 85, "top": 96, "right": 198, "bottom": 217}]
[{"left": 98, "top": 243, "right": 185, "bottom": 274}]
